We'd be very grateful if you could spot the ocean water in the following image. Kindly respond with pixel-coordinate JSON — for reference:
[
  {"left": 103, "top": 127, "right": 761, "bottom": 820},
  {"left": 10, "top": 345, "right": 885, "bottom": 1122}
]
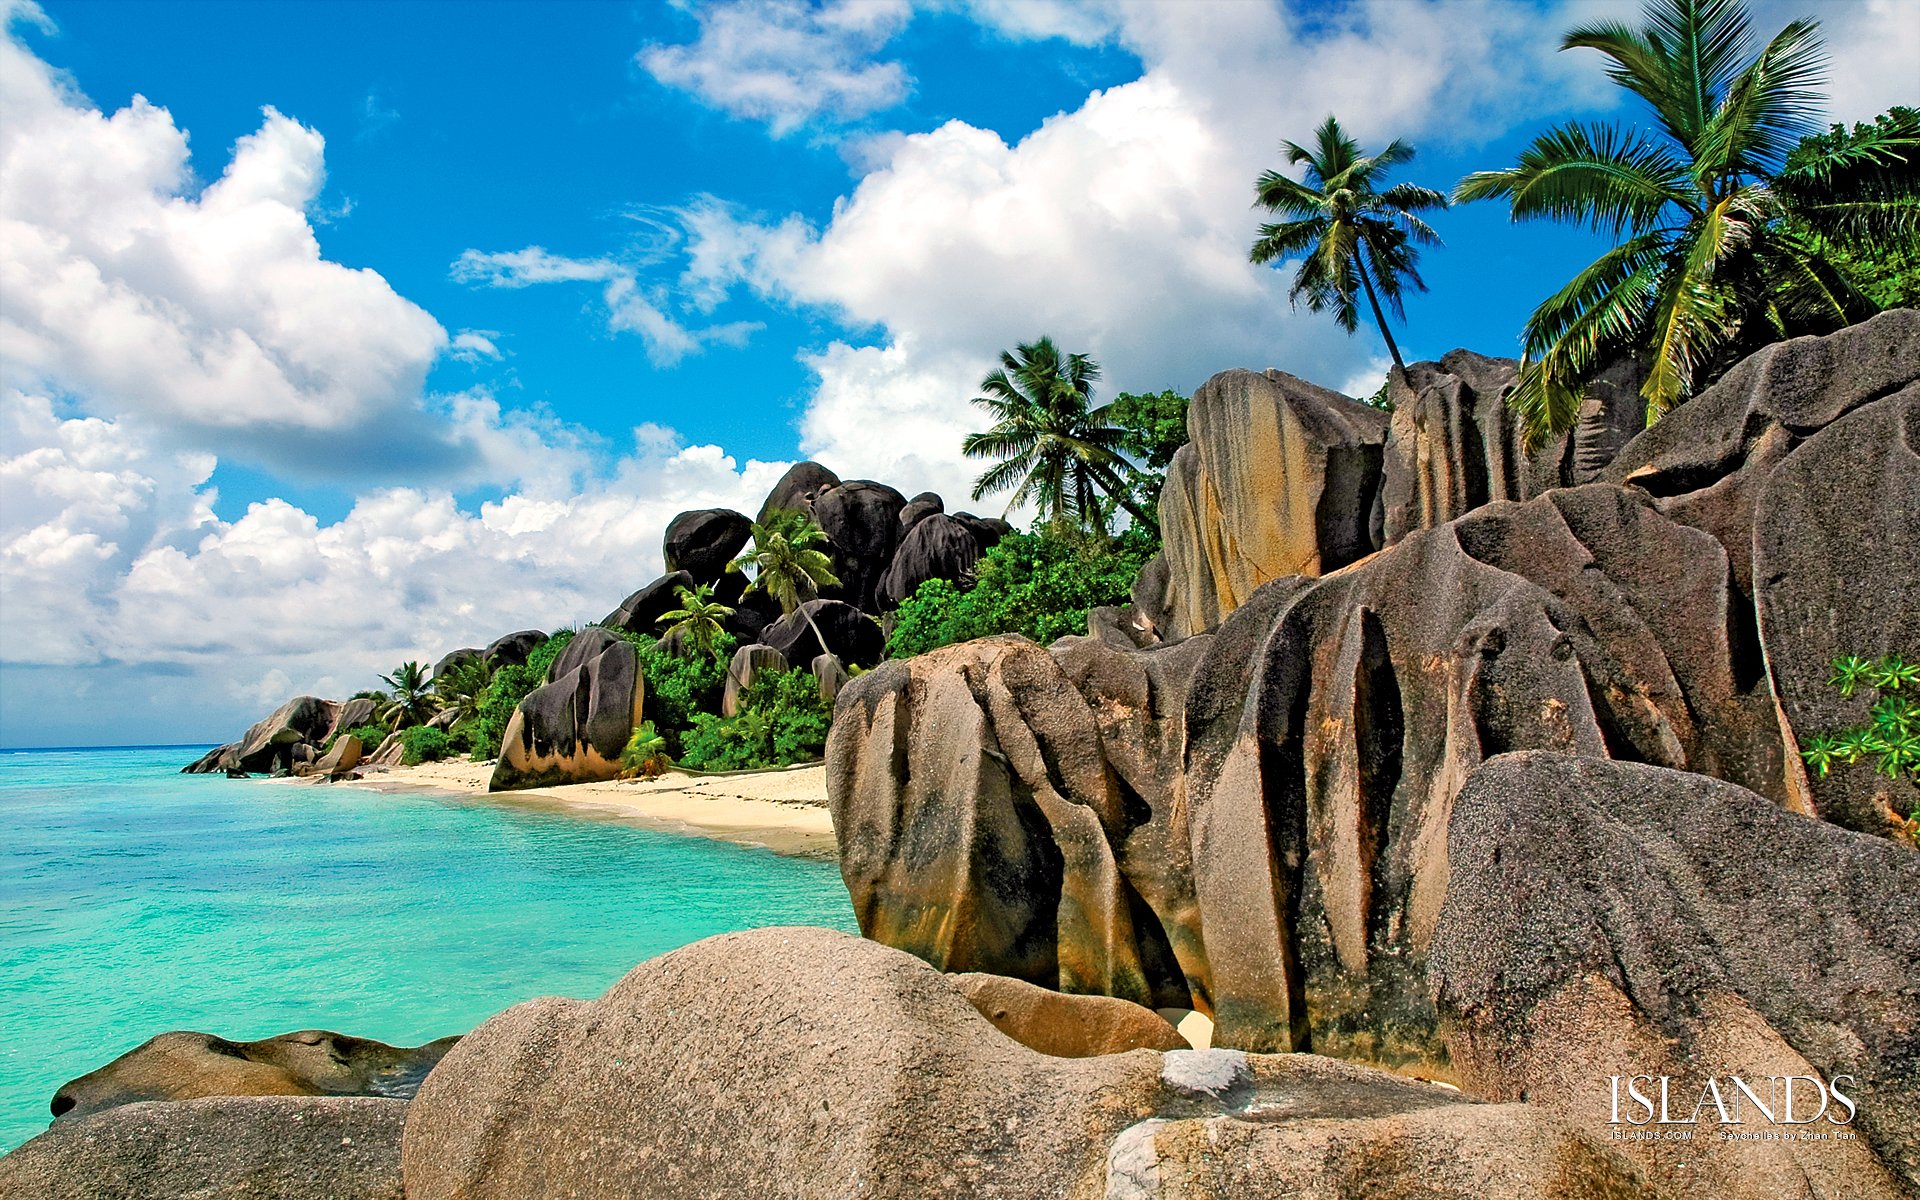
[{"left": 0, "top": 746, "right": 857, "bottom": 1152}]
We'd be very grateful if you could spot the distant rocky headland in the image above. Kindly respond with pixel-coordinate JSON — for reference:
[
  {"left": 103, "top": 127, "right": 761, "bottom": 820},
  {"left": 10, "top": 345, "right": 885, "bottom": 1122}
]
[{"left": 8, "top": 313, "right": 1917, "bottom": 1199}]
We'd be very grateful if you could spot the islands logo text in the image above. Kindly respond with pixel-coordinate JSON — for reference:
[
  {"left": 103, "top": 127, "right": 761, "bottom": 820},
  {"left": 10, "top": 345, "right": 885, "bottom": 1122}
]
[{"left": 1607, "top": 1073, "right": 1858, "bottom": 1126}]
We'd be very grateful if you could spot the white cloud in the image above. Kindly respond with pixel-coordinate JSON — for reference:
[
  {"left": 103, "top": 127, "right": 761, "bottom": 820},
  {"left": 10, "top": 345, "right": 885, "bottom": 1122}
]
[
  {"left": 0, "top": 13, "right": 458, "bottom": 476},
  {"left": 640, "top": 0, "right": 914, "bottom": 136},
  {"left": 449, "top": 330, "right": 503, "bottom": 364}
]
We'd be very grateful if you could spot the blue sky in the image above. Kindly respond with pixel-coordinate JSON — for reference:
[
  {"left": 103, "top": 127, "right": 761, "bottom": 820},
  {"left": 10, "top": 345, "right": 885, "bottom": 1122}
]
[{"left": 1, "top": 0, "right": 1913, "bottom": 746}]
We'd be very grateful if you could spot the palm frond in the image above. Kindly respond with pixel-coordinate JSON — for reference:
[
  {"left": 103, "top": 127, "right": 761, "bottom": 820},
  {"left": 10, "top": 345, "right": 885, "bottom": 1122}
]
[{"left": 1455, "top": 122, "right": 1691, "bottom": 236}]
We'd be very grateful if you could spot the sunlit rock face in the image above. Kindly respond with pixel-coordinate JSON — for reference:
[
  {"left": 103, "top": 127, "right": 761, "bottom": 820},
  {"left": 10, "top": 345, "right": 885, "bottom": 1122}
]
[{"left": 490, "top": 628, "right": 644, "bottom": 792}]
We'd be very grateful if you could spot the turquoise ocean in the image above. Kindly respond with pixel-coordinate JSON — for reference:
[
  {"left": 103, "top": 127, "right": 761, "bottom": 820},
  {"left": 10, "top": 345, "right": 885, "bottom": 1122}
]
[{"left": 0, "top": 745, "right": 857, "bottom": 1152}]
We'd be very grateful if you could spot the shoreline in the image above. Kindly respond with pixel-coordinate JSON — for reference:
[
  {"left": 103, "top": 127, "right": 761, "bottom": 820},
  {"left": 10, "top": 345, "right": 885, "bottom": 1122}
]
[{"left": 267, "top": 759, "right": 839, "bottom": 860}]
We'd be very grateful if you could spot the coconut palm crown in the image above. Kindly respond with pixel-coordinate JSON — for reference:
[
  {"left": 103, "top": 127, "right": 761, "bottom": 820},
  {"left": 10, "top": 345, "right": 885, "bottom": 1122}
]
[
  {"left": 962, "top": 337, "right": 1150, "bottom": 536},
  {"left": 727, "top": 510, "right": 839, "bottom": 616},
  {"left": 1456, "top": 0, "right": 1918, "bottom": 445},
  {"left": 1249, "top": 115, "right": 1448, "bottom": 371},
  {"left": 656, "top": 583, "right": 735, "bottom": 657}
]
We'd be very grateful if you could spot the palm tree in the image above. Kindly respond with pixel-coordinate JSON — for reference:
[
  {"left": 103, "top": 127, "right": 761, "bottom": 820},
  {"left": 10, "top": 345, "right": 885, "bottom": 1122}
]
[
  {"left": 377, "top": 661, "right": 435, "bottom": 730},
  {"left": 1249, "top": 115, "right": 1448, "bottom": 372},
  {"left": 962, "top": 337, "right": 1150, "bottom": 536},
  {"left": 728, "top": 510, "right": 840, "bottom": 616},
  {"left": 657, "top": 583, "right": 735, "bottom": 657},
  {"left": 431, "top": 656, "right": 496, "bottom": 724},
  {"left": 1455, "top": 0, "right": 1914, "bottom": 444}
]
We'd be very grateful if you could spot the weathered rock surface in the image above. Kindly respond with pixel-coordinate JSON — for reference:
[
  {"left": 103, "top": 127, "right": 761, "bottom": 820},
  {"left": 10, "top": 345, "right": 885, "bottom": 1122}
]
[
  {"left": 898, "top": 490, "right": 944, "bottom": 536},
  {"left": 310, "top": 733, "right": 362, "bottom": 779},
  {"left": 721, "top": 643, "right": 789, "bottom": 717},
  {"left": 761, "top": 598, "right": 884, "bottom": 668},
  {"left": 1152, "top": 369, "right": 1389, "bottom": 639},
  {"left": 810, "top": 651, "right": 848, "bottom": 705},
  {"left": 952, "top": 972, "right": 1188, "bottom": 1057},
  {"left": 490, "top": 628, "right": 644, "bottom": 791},
  {"left": 1433, "top": 752, "right": 1920, "bottom": 1199},
  {"left": 401, "top": 927, "right": 1642, "bottom": 1200},
  {"left": 601, "top": 570, "right": 696, "bottom": 636},
  {"left": 49, "top": 1030, "right": 456, "bottom": 1121},
  {"left": 663, "top": 508, "right": 753, "bottom": 583},
  {"left": 758, "top": 460, "right": 840, "bottom": 523},
  {"left": 812, "top": 479, "right": 907, "bottom": 611},
  {"left": 878, "top": 511, "right": 987, "bottom": 608},
  {"left": 483, "top": 629, "right": 545, "bottom": 668},
  {"left": 0, "top": 1096, "right": 407, "bottom": 1200},
  {"left": 183, "top": 696, "right": 343, "bottom": 775}
]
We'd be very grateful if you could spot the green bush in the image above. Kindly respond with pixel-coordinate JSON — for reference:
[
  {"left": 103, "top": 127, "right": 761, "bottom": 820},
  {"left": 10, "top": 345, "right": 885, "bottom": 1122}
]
[
  {"left": 1801, "top": 653, "right": 1918, "bottom": 843},
  {"left": 679, "top": 667, "right": 832, "bottom": 771},
  {"left": 468, "top": 630, "right": 576, "bottom": 760},
  {"left": 620, "top": 720, "right": 672, "bottom": 778},
  {"left": 400, "top": 725, "right": 453, "bottom": 766},
  {"left": 331, "top": 723, "right": 389, "bottom": 751},
  {"left": 624, "top": 630, "right": 735, "bottom": 753},
  {"left": 887, "top": 526, "right": 1158, "bottom": 659}
]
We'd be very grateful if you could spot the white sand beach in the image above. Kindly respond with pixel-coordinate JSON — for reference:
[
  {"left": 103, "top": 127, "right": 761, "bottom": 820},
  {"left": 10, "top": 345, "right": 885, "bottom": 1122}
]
[{"left": 277, "top": 759, "right": 838, "bottom": 859}]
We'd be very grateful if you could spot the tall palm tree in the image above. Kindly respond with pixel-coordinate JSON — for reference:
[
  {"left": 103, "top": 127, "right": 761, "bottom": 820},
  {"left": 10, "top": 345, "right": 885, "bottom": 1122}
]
[
  {"left": 377, "top": 661, "right": 435, "bottom": 730},
  {"left": 962, "top": 337, "right": 1150, "bottom": 535},
  {"left": 1249, "top": 115, "right": 1448, "bottom": 372},
  {"left": 1455, "top": 0, "right": 1914, "bottom": 444},
  {"left": 656, "top": 583, "right": 735, "bottom": 658},
  {"left": 728, "top": 510, "right": 840, "bottom": 616},
  {"left": 431, "top": 656, "right": 495, "bottom": 724}
]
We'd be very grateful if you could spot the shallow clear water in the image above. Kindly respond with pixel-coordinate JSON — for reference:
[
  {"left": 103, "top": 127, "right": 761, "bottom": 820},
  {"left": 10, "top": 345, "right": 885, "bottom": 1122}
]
[{"left": 0, "top": 746, "right": 856, "bottom": 1152}]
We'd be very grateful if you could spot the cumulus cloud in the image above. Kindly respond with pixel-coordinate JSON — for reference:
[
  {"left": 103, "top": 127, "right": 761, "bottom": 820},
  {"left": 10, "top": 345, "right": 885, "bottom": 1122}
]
[
  {"left": 453, "top": 245, "right": 762, "bottom": 366},
  {"left": 449, "top": 330, "right": 504, "bottom": 364},
  {"left": 640, "top": 0, "right": 914, "bottom": 136}
]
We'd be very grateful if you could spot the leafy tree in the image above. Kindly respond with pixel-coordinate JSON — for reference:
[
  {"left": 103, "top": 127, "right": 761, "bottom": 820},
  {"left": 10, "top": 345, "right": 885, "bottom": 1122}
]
[
  {"left": 377, "top": 661, "right": 436, "bottom": 730},
  {"left": 1250, "top": 115, "right": 1448, "bottom": 371},
  {"left": 399, "top": 725, "right": 453, "bottom": 766},
  {"left": 1455, "top": 0, "right": 1918, "bottom": 444},
  {"left": 962, "top": 337, "right": 1151, "bottom": 536},
  {"left": 431, "top": 656, "right": 496, "bottom": 725},
  {"left": 729, "top": 509, "right": 840, "bottom": 616},
  {"left": 679, "top": 668, "right": 833, "bottom": 771},
  {"left": 887, "top": 526, "right": 1158, "bottom": 658},
  {"left": 1103, "top": 389, "right": 1189, "bottom": 522},
  {"left": 1780, "top": 106, "right": 1920, "bottom": 310},
  {"left": 657, "top": 583, "right": 735, "bottom": 657}
]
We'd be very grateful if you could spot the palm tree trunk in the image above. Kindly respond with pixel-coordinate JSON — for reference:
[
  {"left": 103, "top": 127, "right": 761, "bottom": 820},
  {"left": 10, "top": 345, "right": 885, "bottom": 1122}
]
[
  {"left": 1355, "top": 255, "right": 1406, "bottom": 371},
  {"left": 1090, "top": 462, "right": 1158, "bottom": 531}
]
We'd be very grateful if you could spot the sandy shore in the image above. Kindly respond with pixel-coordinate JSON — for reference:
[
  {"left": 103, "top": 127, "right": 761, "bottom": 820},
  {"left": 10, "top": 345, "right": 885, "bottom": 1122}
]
[{"left": 280, "top": 758, "right": 838, "bottom": 859}]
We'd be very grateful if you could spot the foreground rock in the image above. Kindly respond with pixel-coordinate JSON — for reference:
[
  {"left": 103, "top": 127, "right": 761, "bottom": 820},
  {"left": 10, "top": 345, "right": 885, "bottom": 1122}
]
[
  {"left": 49, "top": 1029, "right": 457, "bottom": 1121},
  {"left": 490, "top": 628, "right": 645, "bottom": 791},
  {"left": 952, "top": 973, "right": 1188, "bottom": 1057},
  {"left": 1435, "top": 752, "right": 1919, "bottom": 1199},
  {"left": 0, "top": 1096, "right": 406, "bottom": 1200},
  {"left": 402, "top": 927, "right": 1643, "bottom": 1200}
]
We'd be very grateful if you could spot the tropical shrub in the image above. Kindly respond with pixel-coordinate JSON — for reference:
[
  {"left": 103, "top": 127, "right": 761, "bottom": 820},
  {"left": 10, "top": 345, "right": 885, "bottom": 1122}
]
[
  {"left": 468, "top": 630, "right": 576, "bottom": 760},
  {"left": 1801, "top": 653, "right": 1918, "bottom": 842},
  {"left": 620, "top": 720, "right": 673, "bottom": 779},
  {"left": 329, "top": 723, "right": 388, "bottom": 752},
  {"left": 887, "top": 527, "right": 1157, "bottom": 659},
  {"left": 400, "top": 725, "right": 453, "bottom": 766},
  {"left": 620, "top": 630, "right": 735, "bottom": 754},
  {"left": 679, "top": 668, "right": 833, "bottom": 771}
]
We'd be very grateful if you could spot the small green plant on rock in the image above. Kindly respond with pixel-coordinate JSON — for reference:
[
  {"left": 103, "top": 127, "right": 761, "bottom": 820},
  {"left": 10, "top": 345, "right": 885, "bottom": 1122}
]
[{"left": 1801, "top": 653, "right": 1919, "bottom": 841}]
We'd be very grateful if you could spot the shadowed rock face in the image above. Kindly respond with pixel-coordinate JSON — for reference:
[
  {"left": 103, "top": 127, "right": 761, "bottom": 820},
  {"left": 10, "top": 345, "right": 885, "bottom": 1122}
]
[
  {"left": 812, "top": 479, "right": 907, "bottom": 611},
  {"left": 879, "top": 512, "right": 988, "bottom": 609},
  {"left": 663, "top": 508, "right": 752, "bottom": 584},
  {"left": 0, "top": 1096, "right": 408, "bottom": 1200},
  {"left": 49, "top": 1030, "right": 458, "bottom": 1121},
  {"left": 758, "top": 460, "right": 841, "bottom": 524},
  {"left": 490, "top": 628, "right": 644, "bottom": 791},
  {"left": 1433, "top": 753, "right": 1920, "bottom": 1200},
  {"left": 760, "top": 598, "right": 885, "bottom": 668},
  {"left": 601, "top": 570, "right": 696, "bottom": 635},
  {"left": 183, "top": 695, "right": 343, "bottom": 775},
  {"left": 401, "top": 927, "right": 1644, "bottom": 1200},
  {"left": 483, "top": 629, "right": 546, "bottom": 668}
]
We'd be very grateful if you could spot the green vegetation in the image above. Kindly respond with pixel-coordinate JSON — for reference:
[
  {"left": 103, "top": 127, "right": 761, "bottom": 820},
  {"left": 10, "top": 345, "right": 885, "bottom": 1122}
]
[
  {"left": 1781, "top": 107, "right": 1920, "bottom": 311},
  {"left": 1801, "top": 654, "right": 1919, "bottom": 784},
  {"left": 1250, "top": 115, "right": 1447, "bottom": 372},
  {"left": 376, "top": 660, "right": 435, "bottom": 729},
  {"left": 1103, "top": 389, "right": 1190, "bottom": 518},
  {"left": 679, "top": 667, "right": 833, "bottom": 771},
  {"left": 621, "top": 630, "right": 735, "bottom": 755},
  {"left": 657, "top": 583, "right": 735, "bottom": 656},
  {"left": 729, "top": 510, "right": 840, "bottom": 615},
  {"left": 620, "top": 720, "right": 673, "bottom": 779},
  {"left": 963, "top": 338, "right": 1150, "bottom": 537},
  {"left": 888, "top": 526, "right": 1158, "bottom": 659},
  {"left": 1456, "top": 0, "right": 1919, "bottom": 445},
  {"left": 431, "top": 656, "right": 496, "bottom": 725},
  {"left": 333, "top": 722, "right": 388, "bottom": 752},
  {"left": 399, "top": 724, "right": 453, "bottom": 766},
  {"left": 467, "top": 630, "right": 576, "bottom": 760}
]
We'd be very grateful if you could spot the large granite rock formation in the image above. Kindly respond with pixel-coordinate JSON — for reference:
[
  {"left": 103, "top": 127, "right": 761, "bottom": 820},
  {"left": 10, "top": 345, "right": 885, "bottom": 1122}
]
[
  {"left": 760, "top": 598, "right": 885, "bottom": 669},
  {"left": 758, "top": 460, "right": 841, "bottom": 523},
  {"left": 601, "top": 570, "right": 696, "bottom": 636},
  {"left": 1143, "top": 369, "right": 1389, "bottom": 640},
  {"left": 490, "top": 628, "right": 645, "bottom": 791},
  {"left": 183, "top": 696, "right": 345, "bottom": 775},
  {"left": 1433, "top": 752, "right": 1919, "bottom": 1200},
  {"left": 0, "top": 1096, "right": 407, "bottom": 1200},
  {"left": 663, "top": 508, "right": 753, "bottom": 583},
  {"left": 878, "top": 511, "right": 989, "bottom": 609},
  {"left": 898, "top": 490, "right": 944, "bottom": 536},
  {"left": 50, "top": 1030, "right": 456, "bottom": 1121},
  {"left": 401, "top": 927, "right": 1643, "bottom": 1200},
  {"left": 483, "top": 629, "right": 546, "bottom": 668},
  {"left": 812, "top": 479, "right": 907, "bottom": 611}
]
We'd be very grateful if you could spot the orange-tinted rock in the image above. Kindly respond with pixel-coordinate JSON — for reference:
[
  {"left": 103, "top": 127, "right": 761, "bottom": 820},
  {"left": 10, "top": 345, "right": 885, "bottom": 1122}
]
[
  {"left": 490, "top": 628, "right": 644, "bottom": 791},
  {"left": 951, "top": 972, "right": 1187, "bottom": 1057}
]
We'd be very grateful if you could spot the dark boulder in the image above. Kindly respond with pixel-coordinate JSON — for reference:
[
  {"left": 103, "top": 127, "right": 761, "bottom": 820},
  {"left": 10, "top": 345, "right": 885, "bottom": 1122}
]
[
  {"left": 722, "top": 586, "right": 782, "bottom": 643},
  {"left": 1433, "top": 752, "right": 1920, "bottom": 1199},
  {"left": 0, "top": 1096, "right": 407, "bottom": 1200},
  {"left": 812, "top": 479, "right": 907, "bottom": 611},
  {"left": 663, "top": 508, "right": 752, "bottom": 584},
  {"left": 184, "top": 696, "right": 342, "bottom": 775},
  {"left": 601, "top": 570, "right": 695, "bottom": 636},
  {"left": 484, "top": 629, "right": 546, "bottom": 668},
  {"left": 877, "top": 513, "right": 985, "bottom": 609},
  {"left": 431, "top": 648, "right": 482, "bottom": 681},
  {"left": 757, "top": 460, "right": 840, "bottom": 524},
  {"left": 761, "top": 599, "right": 884, "bottom": 669},
  {"left": 722, "top": 643, "right": 789, "bottom": 717},
  {"left": 50, "top": 1030, "right": 457, "bottom": 1121},
  {"left": 950, "top": 511, "right": 1012, "bottom": 550},
  {"left": 490, "top": 628, "right": 644, "bottom": 791},
  {"left": 898, "top": 491, "right": 944, "bottom": 537}
]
